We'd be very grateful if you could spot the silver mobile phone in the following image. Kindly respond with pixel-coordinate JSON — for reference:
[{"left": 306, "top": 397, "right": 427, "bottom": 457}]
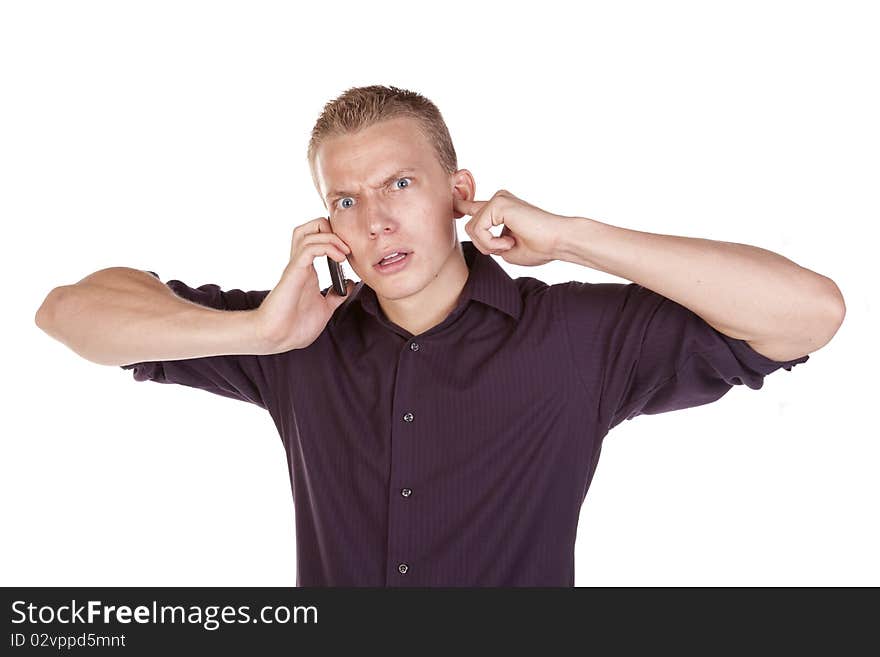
[{"left": 326, "top": 255, "right": 347, "bottom": 296}]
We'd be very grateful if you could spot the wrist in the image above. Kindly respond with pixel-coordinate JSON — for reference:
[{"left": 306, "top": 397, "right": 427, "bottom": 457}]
[
  {"left": 244, "top": 309, "right": 280, "bottom": 356},
  {"left": 554, "top": 215, "right": 606, "bottom": 268}
]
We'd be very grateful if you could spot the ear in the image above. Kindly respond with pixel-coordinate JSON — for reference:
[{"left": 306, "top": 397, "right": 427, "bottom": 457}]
[{"left": 451, "top": 170, "right": 476, "bottom": 219}]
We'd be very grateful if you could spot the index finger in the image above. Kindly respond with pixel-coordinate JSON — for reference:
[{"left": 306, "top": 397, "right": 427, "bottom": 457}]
[
  {"left": 292, "top": 216, "right": 334, "bottom": 252},
  {"left": 453, "top": 196, "right": 486, "bottom": 217}
]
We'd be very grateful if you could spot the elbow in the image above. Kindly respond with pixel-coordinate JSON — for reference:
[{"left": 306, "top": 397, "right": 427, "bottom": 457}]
[
  {"left": 810, "top": 278, "right": 846, "bottom": 351},
  {"left": 35, "top": 286, "right": 68, "bottom": 331},
  {"left": 823, "top": 277, "right": 846, "bottom": 329}
]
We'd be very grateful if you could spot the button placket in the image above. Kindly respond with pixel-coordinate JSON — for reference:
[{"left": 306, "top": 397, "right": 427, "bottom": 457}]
[{"left": 391, "top": 341, "right": 420, "bottom": 582}]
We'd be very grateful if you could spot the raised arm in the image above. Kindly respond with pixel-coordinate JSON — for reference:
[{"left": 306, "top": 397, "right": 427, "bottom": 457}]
[
  {"left": 35, "top": 216, "right": 355, "bottom": 368},
  {"left": 34, "top": 267, "right": 265, "bottom": 367}
]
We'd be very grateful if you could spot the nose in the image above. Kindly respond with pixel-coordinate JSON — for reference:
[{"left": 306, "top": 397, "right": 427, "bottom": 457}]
[{"left": 363, "top": 198, "right": 398, "bottom": 237}]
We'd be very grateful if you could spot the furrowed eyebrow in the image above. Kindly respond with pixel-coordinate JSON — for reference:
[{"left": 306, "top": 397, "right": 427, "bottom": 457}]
[{"left": 327, "top": 168, "right": 417, "bottom": 202}]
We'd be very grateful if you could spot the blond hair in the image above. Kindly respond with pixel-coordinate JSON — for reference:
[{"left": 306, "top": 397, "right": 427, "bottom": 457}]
[{"left": 307, "top": 84, "right": 458, "bottom": 199}]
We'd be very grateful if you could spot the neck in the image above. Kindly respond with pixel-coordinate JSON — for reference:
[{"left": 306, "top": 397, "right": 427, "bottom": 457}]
[{"left": 377, "top": 241, "right": 469, "bottom": 336}]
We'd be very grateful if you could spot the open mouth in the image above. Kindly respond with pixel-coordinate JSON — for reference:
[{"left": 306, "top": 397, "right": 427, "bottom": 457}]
[{"left": 374, "top": 251, "right": 411, "bottom": 274}]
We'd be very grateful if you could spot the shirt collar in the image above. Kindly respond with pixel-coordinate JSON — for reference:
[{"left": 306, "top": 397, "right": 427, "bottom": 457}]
[{"left": 331, "top": 240, "right": 523, "bottom": 327}]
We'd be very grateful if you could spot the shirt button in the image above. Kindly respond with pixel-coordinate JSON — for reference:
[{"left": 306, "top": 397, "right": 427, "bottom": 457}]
[
  {"left": 410, "top": 342, "right": 419, "bottom": 351},
  {"left": 398, "top": 563, "right": 408, "bottom": 574},
  {"left": 401, "top": 488, "right": 412, "bottom": 497},
  {"left": 403, "top": 412, "right": 414, "bottom": 422}
]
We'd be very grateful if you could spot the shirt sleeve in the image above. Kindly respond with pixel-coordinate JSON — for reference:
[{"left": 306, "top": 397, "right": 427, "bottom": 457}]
[
  {"left": 119, "top": 271, "right": 274, "bottom": 411},
  {"left": 559, "top": 281, "right": 810, "bottom": 432}
]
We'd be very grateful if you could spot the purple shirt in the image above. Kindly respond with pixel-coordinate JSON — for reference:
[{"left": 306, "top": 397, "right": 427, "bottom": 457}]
[{"left": 121, "top": 240, "right": 809, "bottom": 586}]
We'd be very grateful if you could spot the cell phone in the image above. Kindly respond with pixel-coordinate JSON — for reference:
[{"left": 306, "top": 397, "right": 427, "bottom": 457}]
[{"left": 326, "top": 254, "right": 348, "bottom": 297}]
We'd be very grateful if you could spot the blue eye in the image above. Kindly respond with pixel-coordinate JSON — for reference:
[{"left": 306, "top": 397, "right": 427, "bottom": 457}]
[{"left": 335, "top": 177, "right": 412, "bottom": 211}]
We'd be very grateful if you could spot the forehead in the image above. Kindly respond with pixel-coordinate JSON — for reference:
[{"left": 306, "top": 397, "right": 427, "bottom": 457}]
[{"left": 316, "top": 117, "right": 435, "bottom": 194}]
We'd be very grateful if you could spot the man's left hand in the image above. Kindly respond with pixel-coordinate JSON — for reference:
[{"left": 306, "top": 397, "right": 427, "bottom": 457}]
[{"left": 453, "top": 189, "right": 573, "bottom": 267}]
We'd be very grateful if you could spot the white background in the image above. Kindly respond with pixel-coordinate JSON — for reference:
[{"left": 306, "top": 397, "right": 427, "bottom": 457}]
[{"left": 2, "top": 0, "right": 876, "bottom": 586}]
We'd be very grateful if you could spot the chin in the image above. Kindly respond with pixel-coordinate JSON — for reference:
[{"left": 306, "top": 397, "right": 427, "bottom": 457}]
[{"left": 373, "top": 272, "right": 427, "bottom": 299}]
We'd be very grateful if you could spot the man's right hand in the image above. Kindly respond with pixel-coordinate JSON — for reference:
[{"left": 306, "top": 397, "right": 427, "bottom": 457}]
[{"left": 254, "top": 217, "right": 355, "bottom": 354}]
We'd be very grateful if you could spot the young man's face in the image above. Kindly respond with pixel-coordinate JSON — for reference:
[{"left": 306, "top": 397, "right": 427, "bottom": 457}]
[{"left": 314, "top": 116, "right": 474, "bottom": 301}]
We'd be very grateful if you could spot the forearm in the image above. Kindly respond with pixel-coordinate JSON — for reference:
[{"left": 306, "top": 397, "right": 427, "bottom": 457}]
[
  {"left": 555, "top": 217, "right": 845, "bottom": 344},
  {"left": 36, "top": 268, "right": 265, "bottom": 366}
]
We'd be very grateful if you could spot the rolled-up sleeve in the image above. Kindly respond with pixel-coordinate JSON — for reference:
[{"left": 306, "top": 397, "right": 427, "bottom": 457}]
[
  {"left": 120, "top": 271, "right": 274, "bottom": 411},
  {"left": 559, "top": 281, "right": 810, "bottom": 432}
]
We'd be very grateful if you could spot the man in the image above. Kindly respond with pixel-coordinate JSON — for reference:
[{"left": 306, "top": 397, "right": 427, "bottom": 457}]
[{"left": 35, "top": 84, "right": 845, "bottom": 586}]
